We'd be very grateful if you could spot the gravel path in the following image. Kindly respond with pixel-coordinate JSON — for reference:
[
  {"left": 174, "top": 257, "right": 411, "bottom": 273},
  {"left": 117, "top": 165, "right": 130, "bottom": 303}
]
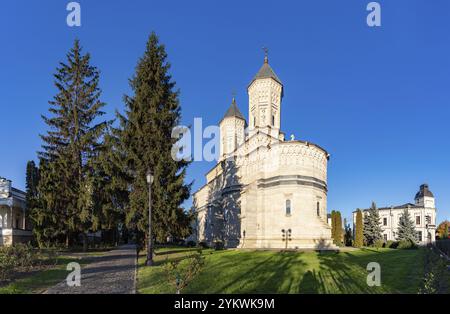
[{"left": 45, "top": 244, "right": 137, "bottom": 294}]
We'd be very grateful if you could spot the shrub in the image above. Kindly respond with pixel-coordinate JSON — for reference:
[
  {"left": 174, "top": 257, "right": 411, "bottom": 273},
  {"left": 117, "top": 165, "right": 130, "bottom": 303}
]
[
  {"left": 0, "top": 244, "right": 36, "bottom": 281},
  {"left": 198, "top": 241, "right": 209, "bottom": 249},
  {"left": 397, "top": 239, "right": 417, "bottom": 249},
  {"left": 384, "top": 240, "right": 398, "bottom": 249},
  {"left": 185, "top": 241, "right": 196, "bottom": 247},
  {"left": 373, "top": 240, "right": 384, "bottom": 248},
  {"left": 419, "top": 246, "right": 450, "bottom": 293},
  {"left": 435, "top": 239, "right": 450, "bottom": 257},
  {"left": 213, "top": 241, "right": 224, "bottom": 251}
]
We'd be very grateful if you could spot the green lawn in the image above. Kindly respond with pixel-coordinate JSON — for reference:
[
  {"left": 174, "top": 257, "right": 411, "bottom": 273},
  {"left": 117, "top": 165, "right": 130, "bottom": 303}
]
[
  {"left": 138, "top": 247, "right": 426, "bottom": 294},
  {"left": 0, "top": 255, "right": 89, "bottom": 294}
]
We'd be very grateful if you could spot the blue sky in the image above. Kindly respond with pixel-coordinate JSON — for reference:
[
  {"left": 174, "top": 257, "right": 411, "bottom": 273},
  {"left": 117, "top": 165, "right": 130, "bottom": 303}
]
[{"left": 1, "top": 0, "right": 449, "bottom": 224}]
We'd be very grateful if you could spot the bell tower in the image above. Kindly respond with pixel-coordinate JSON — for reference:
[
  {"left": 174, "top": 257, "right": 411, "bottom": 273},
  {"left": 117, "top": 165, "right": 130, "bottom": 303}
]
[
  {"left": 219, "top": 97, "right": 246, "bottom": 160},
  {"left": 248, "top": 49, "right": 283, "bottom": 139}
]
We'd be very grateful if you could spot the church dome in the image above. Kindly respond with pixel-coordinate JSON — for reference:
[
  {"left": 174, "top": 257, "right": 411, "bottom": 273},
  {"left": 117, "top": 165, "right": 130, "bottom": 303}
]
[
  {"left": 415, "top": 184, "right": 434, "bottom": 200},
  {"left": 249, "top": 55, "right": 282, "bottom": 86},
  {"left": 221, "top": 98, "right": 246, "bottom": 122}
]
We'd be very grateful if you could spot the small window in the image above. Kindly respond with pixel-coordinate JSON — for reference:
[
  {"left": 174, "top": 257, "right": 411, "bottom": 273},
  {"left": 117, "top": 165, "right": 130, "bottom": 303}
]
[
  {"left": 253, "top": 116, "right": 256, "bottom": 127},
  {"left": 316, "top": 202, "right": 320, "bottom": 217},
  {"left": 425, "top": 215, "right": 431, "bottom": 224},
  {"left": 383, "top": 234, "right": 388, "bottom": 241},
  {"left": 286, "top": 200, "right": 291, "bottom": 216},
  {"left": 416, "top": 231, "right": 422, "bottom": 242},
  {"left": 383, "top": 218, "right": 387, "bottom": 226},
  {"left": 272, "top": 115, "right": 275, "bottom": 126},
  {"left": 416, "top": 216, "right": 420, "bottom": 225}
]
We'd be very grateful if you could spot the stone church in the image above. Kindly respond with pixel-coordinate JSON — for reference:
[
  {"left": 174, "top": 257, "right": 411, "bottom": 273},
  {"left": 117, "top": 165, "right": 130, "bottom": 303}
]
[{"left": 192, "top": 54, "right": 336, "bottom": 250}]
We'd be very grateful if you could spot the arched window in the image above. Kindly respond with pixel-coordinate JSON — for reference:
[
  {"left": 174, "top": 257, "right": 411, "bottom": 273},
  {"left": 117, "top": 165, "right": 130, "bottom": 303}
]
[
  {"left": 286, "top": 200, "right": 291, "bottom": 216},
  {"left": 317, "top": 202, "right": 320, "bottom": 217}
]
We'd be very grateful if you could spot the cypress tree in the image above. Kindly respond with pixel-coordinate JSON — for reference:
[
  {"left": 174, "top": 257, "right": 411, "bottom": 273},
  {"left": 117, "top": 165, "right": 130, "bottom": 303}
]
[
  {"left": 331, "top": 210, "right": 336, "bottom": 242},
  {"left": 117, "top": 32, "right": 192, "bottom": 246},
  {"left": 25, "top": 161, "right": 40, "bottom": 211},
  {"left": 354, "top": 209, "right": 364, "bottom": 248},
  {"left": 397, "top": 208, "right": 416, "bottom": 242},
  {"left": 335, "top": 211, "right": 343, "bottom": 246},
  {"left": 36, "top": 40, "right": 108, "bottom": 249},
  {"left": 363, "top": 201, "right": 383, "bottom": 246}
]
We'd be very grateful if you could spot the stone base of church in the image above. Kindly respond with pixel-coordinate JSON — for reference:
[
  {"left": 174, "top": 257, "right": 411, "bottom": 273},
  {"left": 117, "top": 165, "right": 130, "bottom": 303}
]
[{"left": 238, "top": 237, "right": 339, "bottom": 251}]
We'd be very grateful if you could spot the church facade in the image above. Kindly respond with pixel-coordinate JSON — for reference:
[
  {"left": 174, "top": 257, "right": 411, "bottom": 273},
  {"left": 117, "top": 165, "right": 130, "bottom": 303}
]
[{"left": 192, "top": 55, "right": 336, "bottom": 250}]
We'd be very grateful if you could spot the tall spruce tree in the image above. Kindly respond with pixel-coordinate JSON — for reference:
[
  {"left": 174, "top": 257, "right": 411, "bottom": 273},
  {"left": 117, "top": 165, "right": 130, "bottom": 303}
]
[
  {"left": 36, "top": 40, "right": 108, "bottom": 249},
  {"left": 117, "top": 32, "right": 191, "bottom": 246},
  {"left": 354, "top": 209, "right": 364, "bottom": 247},
  {"left": 397, "top": 208, "right": 417, "bottom": 242},
  {"left": 363, "top": 202, "right": 383, "bottom": 246}
]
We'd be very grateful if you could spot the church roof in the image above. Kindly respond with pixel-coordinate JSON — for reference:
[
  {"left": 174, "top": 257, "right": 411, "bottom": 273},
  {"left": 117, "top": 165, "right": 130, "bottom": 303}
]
[
  {"left": 415, "top": 184, "right": 434, "bottom": 199},
  {"left": 222, "top": 98, "right": 246, "bottom": 121},
  {"left": 249, "top": 56, "right": 282, "bottom": 86}
]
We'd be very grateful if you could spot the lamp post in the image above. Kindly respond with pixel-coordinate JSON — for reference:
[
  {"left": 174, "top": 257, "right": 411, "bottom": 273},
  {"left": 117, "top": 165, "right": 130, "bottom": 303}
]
[{"left": 146, "top": 170, "right": 154, "bottom": 266}]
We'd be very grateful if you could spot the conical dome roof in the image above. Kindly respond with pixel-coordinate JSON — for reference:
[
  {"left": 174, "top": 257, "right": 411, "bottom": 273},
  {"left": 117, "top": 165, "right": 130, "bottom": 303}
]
[
  {"left": 222, "top": 97, "right": 245, "bottom": 121},
  {"left": 249, "top": 56, "right": 282, "bottom": 86}
]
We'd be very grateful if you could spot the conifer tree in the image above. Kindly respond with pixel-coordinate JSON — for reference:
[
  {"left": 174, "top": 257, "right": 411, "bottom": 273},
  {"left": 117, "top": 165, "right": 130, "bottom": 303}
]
[
  {"left": 116, "top": 32, "right": 192, "bottom": 246},
  {"left": 25, "top": 161, "right": 40, "bottom": 212},
  {"left": 397, "top": 208, "right": 417, "bottom": 242},
  {"left": 363, "top": 202, "right": 383, "bottom": 246},
  {"left": 331, "top": 210, "right": 336, "bottom": 241},
  {"left": 354, "top": 209, "right": 364, "bottom": 248},
  {"left": 35, "top": 40, "right": 108, "bottom": 249},
  {"left": 335, "top": 211, "right": 343, "bottom": 246}
]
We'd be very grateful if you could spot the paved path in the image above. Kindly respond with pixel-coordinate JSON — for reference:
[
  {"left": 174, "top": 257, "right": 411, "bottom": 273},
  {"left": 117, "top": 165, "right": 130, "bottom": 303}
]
[{"left": 45, "top": 244, "right": 137, "bottom": 294}]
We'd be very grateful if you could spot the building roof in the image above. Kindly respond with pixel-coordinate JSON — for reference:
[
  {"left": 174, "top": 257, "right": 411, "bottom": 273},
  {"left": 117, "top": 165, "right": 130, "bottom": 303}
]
[
  {"left": 415, "top": 184, "right": 434, "bottom": 199},
  {"left": 355, "top": 203, "right": 423, "bottom": 213},
  {"left": 222, "top": 98, "right": 246, "bottom": 121},
  {"left": 249, "top": 56, "right": 282, "bottom": 86}
]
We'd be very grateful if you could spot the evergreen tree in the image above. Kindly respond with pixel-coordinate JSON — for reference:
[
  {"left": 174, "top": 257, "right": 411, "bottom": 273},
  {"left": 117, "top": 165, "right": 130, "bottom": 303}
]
[
  {"left": 336, "top": 211, "right": 343, "bottom": 245},
  {"left": 25, "top": 161, "right": 40, "bottom": 212},
  {"left": 117, "top": 32, "right": 192, "bottom": 246},
  {"left": 344, "top": 219, "right": 353, "bottom": 247},
  {"left": 333, "top": 211, "right": 343, "bottom": 246},
  {"left": 354, "top": 209, "right": 364, "bottom": 248},
  {"left": 397, "top": 208, "right": 417, "bottom": 242},
  {"left": 363, "top": 202, "right": 383, "bottom": 246},
  {"left": 331, "top": 210, "right": 336, "bottom": 241},
  {"left": 35, "top": 40, "right": 108, "bottom": 249}
]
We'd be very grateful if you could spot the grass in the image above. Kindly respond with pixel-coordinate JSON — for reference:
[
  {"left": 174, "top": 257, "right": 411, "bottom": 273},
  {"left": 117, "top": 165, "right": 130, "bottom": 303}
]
[
  {"left": 138, "top": 247, "right": 426, "bottom": 294},
  {"left": 0, "top": 255, "right": 89, "bottom": 294}
]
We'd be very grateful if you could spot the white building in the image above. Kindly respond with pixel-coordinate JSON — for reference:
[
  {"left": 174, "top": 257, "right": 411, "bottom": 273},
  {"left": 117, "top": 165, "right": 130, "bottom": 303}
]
[
  {"left": 192, "top": 54, "right": 336, "bottom": 250},
  {"left": 0, "top": 177, "right": 33, "bottom": 246},
  {"left": 352, "top": 184, "right": 437, "bottom": 245}
]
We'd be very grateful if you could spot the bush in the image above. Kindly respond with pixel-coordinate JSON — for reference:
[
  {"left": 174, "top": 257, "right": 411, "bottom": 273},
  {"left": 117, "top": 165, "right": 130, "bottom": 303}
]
[
  {"left": 198, "top": 241, "right": 209, "bottom": 249},
  {"left": 185, "top": 241, "right": 196, "bottom": 247},
  {"left": 397, "top": 239, "right": 418, "bottom": 249},
  {"left": 435, "top": 239, "right": 450, "bottom": 257},
  {"left": 373, "top": 240, "right": 384, "bottom": 248},
  {"left": 419, "top": 246, "right": 450, "bottom": 293},
  {"left": 0, "top": 244, "right": 36, "bottom": 281},
  {"left": 384, "top": 240, "right": 398, "bottom": 249},
  {"left": 213, "top": 241, "right": 224, "bottom": 251}
]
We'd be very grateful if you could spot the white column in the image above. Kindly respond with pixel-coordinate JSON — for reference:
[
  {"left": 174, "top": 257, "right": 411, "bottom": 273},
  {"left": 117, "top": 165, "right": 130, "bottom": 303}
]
[{"left": 10, "top": 206, "right": 13, "bottom": 229}]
